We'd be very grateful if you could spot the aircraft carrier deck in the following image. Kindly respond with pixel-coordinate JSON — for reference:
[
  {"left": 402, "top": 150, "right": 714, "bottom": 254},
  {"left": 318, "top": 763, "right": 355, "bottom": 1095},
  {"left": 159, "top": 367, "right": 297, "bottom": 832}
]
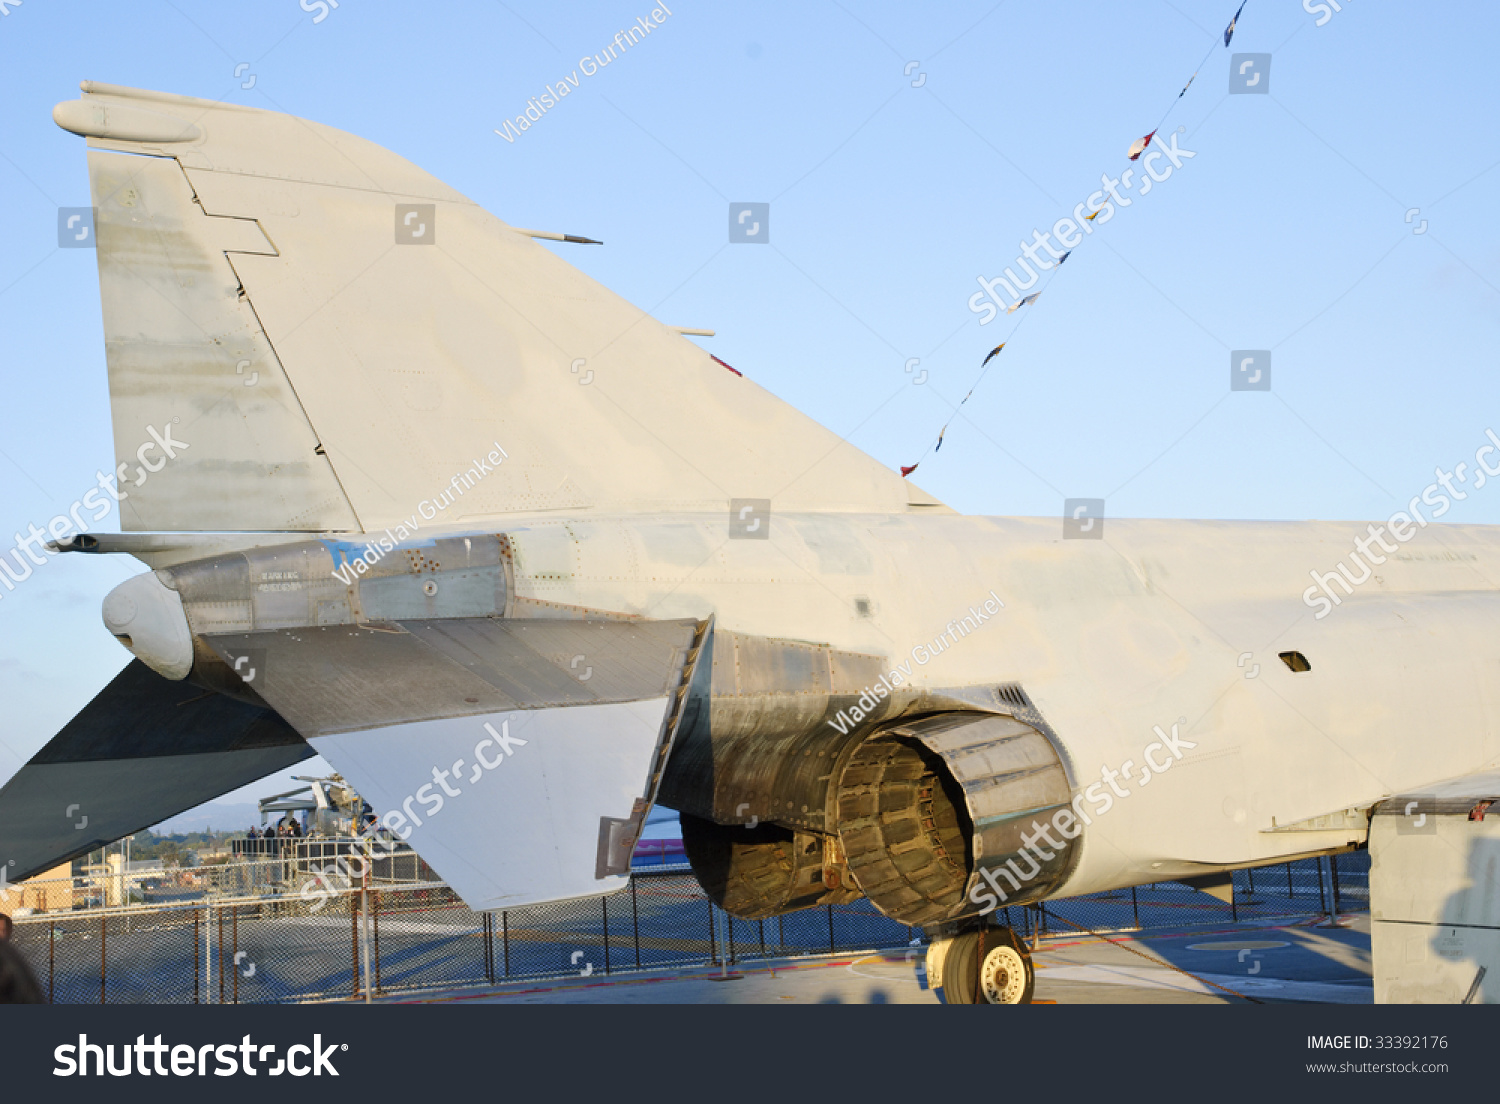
[{"left": 376, "top": 914, "right": 1373, "bottom": 1006}]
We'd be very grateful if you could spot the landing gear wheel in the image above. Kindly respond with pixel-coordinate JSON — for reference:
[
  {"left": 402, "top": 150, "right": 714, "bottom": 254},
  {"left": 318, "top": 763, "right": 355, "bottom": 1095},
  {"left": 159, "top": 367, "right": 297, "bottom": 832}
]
[
  {"left": 935, "top": 933, "right": 979, "bottom": 1004},
  {"left": 979, "top": 936, "right": 1034, "bottom": 1005},
  {"left": 936, "top": 927, "right": 1034, "bottom": 1005}
]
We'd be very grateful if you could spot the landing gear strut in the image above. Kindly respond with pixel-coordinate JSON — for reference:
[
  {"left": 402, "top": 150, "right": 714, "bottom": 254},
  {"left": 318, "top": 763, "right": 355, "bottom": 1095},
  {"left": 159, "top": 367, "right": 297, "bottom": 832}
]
[{"left": 929, "top": 926, "right": 1035, "bottom": 1005}]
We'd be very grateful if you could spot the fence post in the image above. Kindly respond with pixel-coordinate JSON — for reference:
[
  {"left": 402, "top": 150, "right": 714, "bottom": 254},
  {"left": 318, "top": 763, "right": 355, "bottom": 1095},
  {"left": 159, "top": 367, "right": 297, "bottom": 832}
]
[
  {"left": 712, "top": 907, "right": 737, "bottom": 980},
  {"left": 1329, "top": 854, "right": 1342, "bottom": 920},
  {"left": 484, "top": 912, "right": 495, "bottom": 984},
  {"left": 1287, "top": 862, "right": 1294, "bottom": 899},
  {"left": 49, "top": 920, "right": 55, "bottom": 1006},
  {"left": 233, "top": 907, "right": 239, "bottom": 1005},
  {"left": 1316, "top": 859, "right": 1327, "bottom": 914},
  {"left": 601, "top": 896, "right": 611, "bottom": 976},
  {"left": 218, "top": 906, "right": 225, "bottom": 1004},
  {"left": 374, "top": 890, "right": 382, "bottom": 993},
  {"left": 502, "top": 910, "right": 510, "bottom": 978},
  {"left": 194, "top": 908, "right": 200, "bottom": 1005},
  {"left": 631, "top": 878, "right": 641, "bottom": 969},
  {"left": 826, "top": 905, "right": 835, "bottom": 954},
  {"left": 351, "top": 891, "right": 360, "bottom": 1000},
  {"left": 1130, "top": 886, "right": 1140, "bottom": 930},
  {"left": 361, "top": 877, "right": 373, "bottom": 1004},
  {"left": 99, "top": 916, "right": 106, "bottom": 1005},
  {"left": 708, "top": 900, "right": 718, "bottom": 965}
]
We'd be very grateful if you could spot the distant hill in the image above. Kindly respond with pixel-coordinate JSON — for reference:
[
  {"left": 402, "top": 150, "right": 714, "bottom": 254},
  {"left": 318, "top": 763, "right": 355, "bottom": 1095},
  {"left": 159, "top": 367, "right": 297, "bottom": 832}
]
[{"left": 149, "top": 802, "right": 261, "bottom": 836}]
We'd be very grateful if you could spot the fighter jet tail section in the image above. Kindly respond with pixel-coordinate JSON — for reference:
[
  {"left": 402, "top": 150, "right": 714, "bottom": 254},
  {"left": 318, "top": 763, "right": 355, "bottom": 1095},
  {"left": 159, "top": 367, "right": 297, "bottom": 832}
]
[{"left": 55, "top": 82, "right": 920, "bottom": 534}]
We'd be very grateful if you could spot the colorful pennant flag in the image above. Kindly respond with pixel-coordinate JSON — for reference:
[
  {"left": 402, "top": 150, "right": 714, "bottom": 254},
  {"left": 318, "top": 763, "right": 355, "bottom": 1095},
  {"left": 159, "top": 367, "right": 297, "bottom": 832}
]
[
  {"left": 934, "top": 426, "right": 947, "bottom": 452},
  {"left": 981, "top": 342, "right": 1006, "bottom": 367},
  {"left": 1055, "top": 251, "right": 1072, "bottom": 266},
  {"left": 900, "top": 464, "right": 918, "bottom": 477},
  {"left": 1007, "top": 292, "right": 1041, "bottom": 314},
  {"left": 1224, "top": 0, "right": 1246, "bottom": 46},
  {"left": 1084, "top": 209, "right": 1102, "bottom": 221},
  {"left": 1128, "top": 130, "right": 1157, "bottom": 161}
]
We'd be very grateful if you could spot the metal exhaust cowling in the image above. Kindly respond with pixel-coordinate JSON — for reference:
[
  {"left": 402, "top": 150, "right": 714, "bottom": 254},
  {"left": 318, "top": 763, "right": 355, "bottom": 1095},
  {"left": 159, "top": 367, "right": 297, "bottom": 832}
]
[{"left": 836, "top": 711, "right": 1077, "bottom": 926}]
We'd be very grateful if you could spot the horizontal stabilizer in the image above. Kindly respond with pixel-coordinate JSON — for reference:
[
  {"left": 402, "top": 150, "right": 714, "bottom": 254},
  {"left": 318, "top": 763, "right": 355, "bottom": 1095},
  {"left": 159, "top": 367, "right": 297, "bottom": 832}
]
[
  {"left": 205, "top": 618, "right": 707, "bottom": 909},
  {"left": 0, "top": 661, "right": 311, "bottom": 883}
]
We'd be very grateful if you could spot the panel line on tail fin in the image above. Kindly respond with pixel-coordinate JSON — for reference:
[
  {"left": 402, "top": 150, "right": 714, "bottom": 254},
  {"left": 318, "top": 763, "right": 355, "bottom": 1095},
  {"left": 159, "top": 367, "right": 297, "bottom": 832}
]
[{"left": 85, "top": 147, "right": 360, "bottom": 531}]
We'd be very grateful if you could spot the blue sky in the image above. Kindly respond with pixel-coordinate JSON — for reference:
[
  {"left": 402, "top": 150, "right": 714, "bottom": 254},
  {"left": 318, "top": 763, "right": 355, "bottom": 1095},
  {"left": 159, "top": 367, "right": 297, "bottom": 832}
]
[{"left": 0, "top": 0, "right": 1497, "bottom": 810}]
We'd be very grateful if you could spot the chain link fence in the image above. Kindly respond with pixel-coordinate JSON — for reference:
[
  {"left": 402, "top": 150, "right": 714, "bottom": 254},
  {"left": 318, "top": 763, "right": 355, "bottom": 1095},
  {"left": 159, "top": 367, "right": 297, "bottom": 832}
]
[
  {"left": 1010, "top": 852, "right": 1369, "bottom": 942},
  {"left": 1, "top": 840, "right": 436, "bottom": 912},
  {"left": 8, "top": 851, "right": 1369, "bottom": 1003}
]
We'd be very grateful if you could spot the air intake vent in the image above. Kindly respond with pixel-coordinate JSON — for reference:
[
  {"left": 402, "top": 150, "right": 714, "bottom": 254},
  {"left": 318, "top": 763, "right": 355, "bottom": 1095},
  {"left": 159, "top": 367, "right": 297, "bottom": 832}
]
[
  {"left": 1278, "top": 651, "right": 1311, "bottom": 673},
  {"left": 996, "top": 683, "right": 1031, "bottom": 709}
]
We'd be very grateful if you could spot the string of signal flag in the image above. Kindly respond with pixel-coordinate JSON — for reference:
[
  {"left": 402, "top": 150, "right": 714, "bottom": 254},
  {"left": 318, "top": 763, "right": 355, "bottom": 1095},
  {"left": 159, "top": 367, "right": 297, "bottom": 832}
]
[{"left": 900, "top": 1, "right": 1249, "bottom": 479}]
